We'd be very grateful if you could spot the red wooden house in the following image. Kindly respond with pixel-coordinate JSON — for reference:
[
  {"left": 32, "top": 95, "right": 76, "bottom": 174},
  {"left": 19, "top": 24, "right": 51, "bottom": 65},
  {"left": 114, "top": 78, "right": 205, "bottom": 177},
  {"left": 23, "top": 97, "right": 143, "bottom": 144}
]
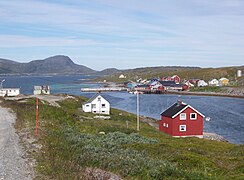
[
  {"left": 161, "top": 75, "right": 181, "bottom": 84},
  {"left": 159, "top": 101, "right": 205, "bottom": 138}
]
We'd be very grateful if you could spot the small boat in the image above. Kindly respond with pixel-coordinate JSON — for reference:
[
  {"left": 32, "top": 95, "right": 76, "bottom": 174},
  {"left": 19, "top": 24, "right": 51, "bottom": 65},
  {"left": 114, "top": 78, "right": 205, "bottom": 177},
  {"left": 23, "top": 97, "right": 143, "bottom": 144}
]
[
  {"left": 134, "top": 91, "right": 144, "bottom": 94},
  {"left": 206, "top": 117, "right": 211, "bottom": 121}
]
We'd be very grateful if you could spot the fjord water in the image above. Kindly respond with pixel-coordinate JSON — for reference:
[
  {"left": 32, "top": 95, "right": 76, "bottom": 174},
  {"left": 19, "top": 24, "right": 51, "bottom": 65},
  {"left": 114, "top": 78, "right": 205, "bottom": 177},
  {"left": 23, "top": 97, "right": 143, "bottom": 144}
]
[{"left": 1, "top": 75, "right": 243, "bottom": 144}]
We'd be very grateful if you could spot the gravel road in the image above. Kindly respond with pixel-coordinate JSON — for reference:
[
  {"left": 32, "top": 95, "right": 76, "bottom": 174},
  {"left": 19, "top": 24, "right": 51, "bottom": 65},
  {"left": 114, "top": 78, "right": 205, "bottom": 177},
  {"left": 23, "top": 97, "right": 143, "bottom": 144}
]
[{"left": 0, "top": 105, "right": 33, "bottom": 180}]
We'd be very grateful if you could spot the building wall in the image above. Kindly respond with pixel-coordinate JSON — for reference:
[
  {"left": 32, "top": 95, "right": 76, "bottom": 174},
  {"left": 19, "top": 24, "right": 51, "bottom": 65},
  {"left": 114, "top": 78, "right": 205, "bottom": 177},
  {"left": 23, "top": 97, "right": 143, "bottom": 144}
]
[
  {"left": 82, "top": 103, "right": 92, "bottom": 112},
  {"left": 83, "top": 95, "right": 110, "bottom": 115},
  {"left": 0, "top": 89, "right": 20, "bottom": 97},
  {"left": 159, "top": 116, "right": 173, "bottom": 135},
  {"left": 160, "top": 107, "right": 203, "bottom": 137}
]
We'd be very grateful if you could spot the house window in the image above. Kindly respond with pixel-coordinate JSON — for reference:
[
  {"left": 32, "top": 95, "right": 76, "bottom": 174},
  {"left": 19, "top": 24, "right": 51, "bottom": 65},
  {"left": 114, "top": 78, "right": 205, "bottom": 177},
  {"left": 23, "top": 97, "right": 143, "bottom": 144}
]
[
  {"left": 86, "top": 104, "right": 89, "bottom": 107},
  {"left": 102, "top": 111, "right": 105, "bottom": 113},
  {"left": 91, "top": 104, "right": 96, "bottom": 108},
  {"left": 166, "top": 124, "right": 168, "bottom": 128},
  {"left": 163, "top": 123, "right": 166, "bottom": 127},
  {"left": 190, "top": 113, "right": 197, "bottom": 120},
  {"left": 180, "top": 113, "right": 186, "bottom": 120},
  {"left": 98, "top": 97, "right": 101, "bottom": 101},
  {"left": 102, "top": 104, "right": 106, "bottom": 108},
  {"left": 179, "top": 125, "right": 186, "bottom": 132}
]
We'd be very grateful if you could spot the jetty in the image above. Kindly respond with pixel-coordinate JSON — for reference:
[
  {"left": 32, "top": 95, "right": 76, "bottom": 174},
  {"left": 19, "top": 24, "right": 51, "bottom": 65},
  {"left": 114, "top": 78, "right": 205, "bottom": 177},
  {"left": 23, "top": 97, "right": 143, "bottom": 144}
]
[{"left": 81, "top": 87, "right": 127, "bottom": 92}]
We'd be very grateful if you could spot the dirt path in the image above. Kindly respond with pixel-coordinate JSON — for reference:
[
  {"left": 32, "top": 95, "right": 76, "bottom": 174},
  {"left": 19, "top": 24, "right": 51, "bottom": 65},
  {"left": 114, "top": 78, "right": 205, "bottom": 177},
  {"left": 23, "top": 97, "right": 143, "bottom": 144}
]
[{"left": 0, "top": 105, "right": 33, "bottom": 180}]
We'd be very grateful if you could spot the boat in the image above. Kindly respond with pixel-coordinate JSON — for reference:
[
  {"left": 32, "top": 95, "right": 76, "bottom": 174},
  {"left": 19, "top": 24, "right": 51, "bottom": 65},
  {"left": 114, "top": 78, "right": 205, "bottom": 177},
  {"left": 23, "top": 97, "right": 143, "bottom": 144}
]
[{"left": 206, "top": 117, "right": 211, "bottom": 121}]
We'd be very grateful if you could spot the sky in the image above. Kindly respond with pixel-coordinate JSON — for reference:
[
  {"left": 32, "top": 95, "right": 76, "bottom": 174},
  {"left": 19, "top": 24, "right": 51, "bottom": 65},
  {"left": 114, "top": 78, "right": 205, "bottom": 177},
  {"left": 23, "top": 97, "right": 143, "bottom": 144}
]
[{"left": 0, "top": 0, "right": 244, "bottom": 70}]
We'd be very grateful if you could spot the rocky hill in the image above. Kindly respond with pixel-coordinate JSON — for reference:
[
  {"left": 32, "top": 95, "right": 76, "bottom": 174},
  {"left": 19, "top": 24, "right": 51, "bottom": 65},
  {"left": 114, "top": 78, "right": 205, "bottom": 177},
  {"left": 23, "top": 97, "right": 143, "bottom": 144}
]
[{"left": 0, "top": 55, "right": 96, "bottom": 75}]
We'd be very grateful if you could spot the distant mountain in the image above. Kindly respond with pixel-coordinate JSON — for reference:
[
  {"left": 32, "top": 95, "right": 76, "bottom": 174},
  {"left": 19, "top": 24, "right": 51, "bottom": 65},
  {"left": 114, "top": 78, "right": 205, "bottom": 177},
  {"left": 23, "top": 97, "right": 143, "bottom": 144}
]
[
  {"left": 97, "top": 68, "right": 122, "bottom": 75},
  {"left": 0, "top": 55, "right": 96, "bottom": 75}
]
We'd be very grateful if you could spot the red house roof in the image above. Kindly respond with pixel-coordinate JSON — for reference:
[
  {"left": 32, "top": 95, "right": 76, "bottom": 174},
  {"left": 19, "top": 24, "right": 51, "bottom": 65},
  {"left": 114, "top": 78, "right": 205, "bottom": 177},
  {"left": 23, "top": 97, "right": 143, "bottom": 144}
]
[{"left": 161, "top": 101, "right": 205, "bottom": 118}]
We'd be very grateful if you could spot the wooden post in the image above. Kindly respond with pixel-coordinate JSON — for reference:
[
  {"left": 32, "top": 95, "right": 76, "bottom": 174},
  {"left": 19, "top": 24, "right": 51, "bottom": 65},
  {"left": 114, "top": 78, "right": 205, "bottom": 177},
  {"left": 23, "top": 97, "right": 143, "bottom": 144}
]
[{"left": 35, "top": 98, "right": 39, "bottom": 136}]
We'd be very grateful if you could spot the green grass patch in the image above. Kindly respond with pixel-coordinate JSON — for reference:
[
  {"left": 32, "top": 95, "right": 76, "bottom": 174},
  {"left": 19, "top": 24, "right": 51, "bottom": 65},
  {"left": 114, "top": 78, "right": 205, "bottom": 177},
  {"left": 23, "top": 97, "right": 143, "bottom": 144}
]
[{"left": 1, "top": 96, "right": 243, "bottom": 179}]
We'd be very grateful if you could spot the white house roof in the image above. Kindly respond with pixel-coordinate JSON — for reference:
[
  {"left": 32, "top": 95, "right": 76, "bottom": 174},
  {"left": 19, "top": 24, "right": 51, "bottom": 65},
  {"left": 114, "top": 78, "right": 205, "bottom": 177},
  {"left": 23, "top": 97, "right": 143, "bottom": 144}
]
[{"left": 84, "top": 94, "right": 108, "bottom": 104}]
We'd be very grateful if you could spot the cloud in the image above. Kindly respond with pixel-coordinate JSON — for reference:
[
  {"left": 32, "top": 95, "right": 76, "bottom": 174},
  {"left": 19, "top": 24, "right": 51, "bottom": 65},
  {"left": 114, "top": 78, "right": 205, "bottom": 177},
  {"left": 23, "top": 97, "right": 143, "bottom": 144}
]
[
  {"left": 0, "top": 0, "right": 243, "bottom": 68},
  {"left": 0, "top": 35, "right": 97, "bottom": 48}
]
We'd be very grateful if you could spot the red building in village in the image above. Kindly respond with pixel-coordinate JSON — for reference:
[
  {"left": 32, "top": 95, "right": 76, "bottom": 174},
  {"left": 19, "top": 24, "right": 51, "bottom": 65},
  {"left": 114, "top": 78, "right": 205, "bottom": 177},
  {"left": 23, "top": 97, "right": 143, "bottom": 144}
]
[
  {"left": 162, "top": 75, "right": 181, "bottom": 84},
  {"left": 159, "top": 100, "right": 205, "bottom": 138}
]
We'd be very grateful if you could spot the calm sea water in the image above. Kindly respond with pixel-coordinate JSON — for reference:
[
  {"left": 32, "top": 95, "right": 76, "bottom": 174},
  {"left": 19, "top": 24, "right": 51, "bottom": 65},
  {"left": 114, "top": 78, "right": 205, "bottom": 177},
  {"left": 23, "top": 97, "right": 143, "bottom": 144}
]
[{"left": 1, "top": 75, "right": 243, "bottom": 144}]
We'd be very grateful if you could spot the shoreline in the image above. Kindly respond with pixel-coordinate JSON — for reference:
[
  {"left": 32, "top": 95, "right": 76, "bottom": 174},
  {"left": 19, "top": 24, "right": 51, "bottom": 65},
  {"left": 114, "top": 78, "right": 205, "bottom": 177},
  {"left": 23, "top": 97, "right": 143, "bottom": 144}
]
[
  {"left": 4, "top": 94, "right": 235, "bottom": 144},
  {"left": 139, "top": 115, "right": 229, "bottom": 143},
  {"left": 163, "top": 91, "right": 244, "bottom": 99},
  {"left": 99, "top": 81, "right": 244, "bottom": 99}
]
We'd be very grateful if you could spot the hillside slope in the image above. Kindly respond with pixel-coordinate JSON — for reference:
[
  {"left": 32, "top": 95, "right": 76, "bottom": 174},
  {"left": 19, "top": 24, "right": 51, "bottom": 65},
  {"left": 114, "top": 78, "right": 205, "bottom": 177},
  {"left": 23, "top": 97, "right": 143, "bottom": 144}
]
[{"left": 0, "top": 55, "right": 96, "bottom": 75}]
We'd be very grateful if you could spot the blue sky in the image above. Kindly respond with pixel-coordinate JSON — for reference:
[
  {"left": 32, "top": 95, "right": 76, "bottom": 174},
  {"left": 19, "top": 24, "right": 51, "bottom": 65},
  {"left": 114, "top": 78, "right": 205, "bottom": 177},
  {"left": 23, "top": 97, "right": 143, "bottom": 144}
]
[{"left": 0, "top": 0, "right": 243, "bottom": 70}]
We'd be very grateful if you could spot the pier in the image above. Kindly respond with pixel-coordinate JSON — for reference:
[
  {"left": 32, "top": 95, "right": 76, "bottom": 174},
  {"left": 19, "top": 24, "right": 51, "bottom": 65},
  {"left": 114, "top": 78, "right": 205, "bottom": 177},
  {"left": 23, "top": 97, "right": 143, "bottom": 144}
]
[{"left": 81, "top": 87, "right": 127, "bottom": 92}]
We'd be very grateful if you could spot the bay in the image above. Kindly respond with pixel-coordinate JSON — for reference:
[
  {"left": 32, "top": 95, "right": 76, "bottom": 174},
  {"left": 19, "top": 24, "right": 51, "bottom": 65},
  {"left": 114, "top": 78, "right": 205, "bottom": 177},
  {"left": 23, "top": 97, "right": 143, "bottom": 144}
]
[{"left": 1, "top": 75, "right": 243, "bottom": 144}]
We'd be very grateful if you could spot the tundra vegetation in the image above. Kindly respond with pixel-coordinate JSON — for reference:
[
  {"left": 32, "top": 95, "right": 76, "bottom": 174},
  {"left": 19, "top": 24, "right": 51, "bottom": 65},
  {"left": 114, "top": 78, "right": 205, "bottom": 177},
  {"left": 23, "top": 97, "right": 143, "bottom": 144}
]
[{"left": 1, "top": 96, "right": 243, "bottom": 179}]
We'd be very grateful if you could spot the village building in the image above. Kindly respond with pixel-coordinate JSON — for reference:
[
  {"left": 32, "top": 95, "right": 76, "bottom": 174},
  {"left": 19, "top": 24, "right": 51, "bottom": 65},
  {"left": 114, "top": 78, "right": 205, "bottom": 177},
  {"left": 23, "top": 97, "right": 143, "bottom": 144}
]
[
  {"left": 82, "top": 94, "right": 110, "bottom": 115},
  {"left": 159, "top": 100, "right": 205, "bottom": 138},
  {"left": 0, "top": 88, "right": 20, "bottom": 97},
  {"left": 197, "top": 80, "right": 208, "bottom": 87},
  {"left": 119, "top": 74, "right": 126, "bottom": 79},
  {"left": 33, "top": 85, "right": 50, "bottom": 95},
  {"left": 188, "top": 79, "right": 200, "bottom": 85},
  {"left": 133, "top": 84, "right": 150, "bottom": 92},
  {"left": 219, "top": 78, "right": 229, "bottom": 86},
  {"left": 162, "top": 75, "right": 181, "bottom": 84},
  {"left": 208, "top": 79, "right": 219, "bottom": 86},
  {"left": 184, "top": 80, "right": 194, "bottom": 87}
]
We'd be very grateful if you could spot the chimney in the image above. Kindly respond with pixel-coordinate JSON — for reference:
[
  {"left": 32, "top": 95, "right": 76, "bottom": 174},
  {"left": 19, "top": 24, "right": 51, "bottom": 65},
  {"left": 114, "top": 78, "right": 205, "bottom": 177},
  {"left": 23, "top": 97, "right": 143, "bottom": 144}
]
[{"left": 177, "top": 100, "right": 182, "bottom": 106}]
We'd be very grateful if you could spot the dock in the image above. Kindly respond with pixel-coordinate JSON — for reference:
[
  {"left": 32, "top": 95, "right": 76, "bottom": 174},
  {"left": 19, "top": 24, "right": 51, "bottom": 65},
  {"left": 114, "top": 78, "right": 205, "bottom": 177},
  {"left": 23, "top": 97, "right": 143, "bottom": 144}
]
[{"left": 81, "top": 87, "right": 127, "bottom": 92}]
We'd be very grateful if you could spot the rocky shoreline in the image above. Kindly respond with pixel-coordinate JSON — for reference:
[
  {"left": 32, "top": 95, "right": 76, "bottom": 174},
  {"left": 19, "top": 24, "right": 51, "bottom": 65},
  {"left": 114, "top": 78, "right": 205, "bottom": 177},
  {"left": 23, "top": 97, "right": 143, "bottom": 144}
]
[{"left": 140, "top": 116, "right": 228, "bottom": 143}]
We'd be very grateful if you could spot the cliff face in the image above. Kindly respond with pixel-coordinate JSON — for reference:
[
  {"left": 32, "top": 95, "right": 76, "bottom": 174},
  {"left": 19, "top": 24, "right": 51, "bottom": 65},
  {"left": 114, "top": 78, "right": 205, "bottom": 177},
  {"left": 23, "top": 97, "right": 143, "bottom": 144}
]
[{"left": 0, "top": 55, "right": 96, "bottom": 75}]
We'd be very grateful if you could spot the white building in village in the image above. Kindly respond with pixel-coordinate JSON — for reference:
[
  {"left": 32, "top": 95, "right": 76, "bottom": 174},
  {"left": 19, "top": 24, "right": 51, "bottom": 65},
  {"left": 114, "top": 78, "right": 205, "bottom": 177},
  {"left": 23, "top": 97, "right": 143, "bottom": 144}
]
[
  {"left": 0, "top": 88, "right": 20, "bottom": 97},
  {"left": 208, "top": 79, "right": 219, "bottom": 86},
  {"left": 197, "top": 80, "right": 208, "bottom": 87},
  {"left": 82, "top": 94, "right": 110, "bottom": 115},
  {"left": 119, "top": 74, "right": 126, "bottom": 79},
  {"left": 33, "top": 85, "right": 50, "bottom": 95}
]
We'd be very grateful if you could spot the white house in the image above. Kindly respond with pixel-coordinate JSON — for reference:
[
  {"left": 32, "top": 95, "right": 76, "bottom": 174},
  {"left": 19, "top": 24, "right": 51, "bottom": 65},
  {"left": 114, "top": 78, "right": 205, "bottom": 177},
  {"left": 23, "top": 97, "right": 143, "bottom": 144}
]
[
  {"left": 33, "top": 85, "right": 50, "bottom": 95},
  {"left": 197, "top": 80, "right": 208, "bottom": 87},
  {"left": 0, "top": 88, "right": 20, "bottom": 97},
  {"left": 82, "top": 94, "right": 110, "bottom": 115},
  {"left": 119, "top": 74, "right": 126, "bottom": 79},
  {"left": 208, "top": 79, "right": 219, "bottom": 86}
]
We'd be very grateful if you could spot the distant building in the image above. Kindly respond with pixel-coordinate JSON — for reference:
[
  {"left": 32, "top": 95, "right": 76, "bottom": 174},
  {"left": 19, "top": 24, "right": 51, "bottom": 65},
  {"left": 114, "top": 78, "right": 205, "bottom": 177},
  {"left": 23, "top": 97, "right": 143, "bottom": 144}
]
[
  {"left": 184, "top": 81, "right": 194, "bottom": 87},
  {"left": 162, "top": 75, "right": 181, "bottom": 84},
  {"left": 208, "top": 79, "right": 219, "bottom": 86},
  {"left": 159, "top": 100, "right": 204, "bottom": 138},
  {"left": 0, "top": 88, "right": 20, "bottom": 97},
  {"left": 219, "top": 78, "right": 229, "bottom": 86},
  {"left": 237, "top": 70, "right": 242, "bottom": 77},
  {"left": 119, "top": 74, "right": 126, "bottom": 79},
  {"left": 82, "top": 94, "right": 110, "bottom": 115},
  {"left": 197, "top": 80, "right": 208, "bottom": 87},
  {"left": 33, "top": 85, "right": 50, "bottom": 95}
]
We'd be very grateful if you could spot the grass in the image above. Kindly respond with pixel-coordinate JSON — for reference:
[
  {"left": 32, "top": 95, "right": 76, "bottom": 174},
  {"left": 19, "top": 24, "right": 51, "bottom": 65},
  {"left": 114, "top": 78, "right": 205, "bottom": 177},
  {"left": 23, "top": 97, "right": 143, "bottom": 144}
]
[
  {"left": 1, "top": 96, "right": 244, "bottom": 179},
  {"left": 98, "top": 66, "right": 244, "bottom": 86}
]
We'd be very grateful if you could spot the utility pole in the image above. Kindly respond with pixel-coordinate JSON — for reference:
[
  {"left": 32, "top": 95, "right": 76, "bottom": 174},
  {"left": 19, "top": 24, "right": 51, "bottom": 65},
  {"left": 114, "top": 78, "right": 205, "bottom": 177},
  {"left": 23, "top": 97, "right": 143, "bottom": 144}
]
[
  {"left": 35, "top": 98, "right": 39, "bottom": 136},
  {"left": 137, "top": 93, "right": 140, "bottom": 131},
  {"left": 0, "top": 79, "right": 5, "bottom": 89}
]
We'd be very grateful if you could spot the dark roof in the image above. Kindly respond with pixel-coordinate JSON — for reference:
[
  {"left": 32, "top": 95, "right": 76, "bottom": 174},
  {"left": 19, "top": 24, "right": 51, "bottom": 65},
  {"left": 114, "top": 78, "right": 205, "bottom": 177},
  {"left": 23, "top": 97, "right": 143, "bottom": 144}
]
[
  {"left": 159, "top": 81, "right": 176, "bottom": 86},
  {"left": 161, "top": 102, "right": 188, "bottom": 118},
  {"left": 84, "top": 93, "right": 101, "bottom": 104},
  {"left": 135, "top": 84, "right": 149, "bottom": 88}
]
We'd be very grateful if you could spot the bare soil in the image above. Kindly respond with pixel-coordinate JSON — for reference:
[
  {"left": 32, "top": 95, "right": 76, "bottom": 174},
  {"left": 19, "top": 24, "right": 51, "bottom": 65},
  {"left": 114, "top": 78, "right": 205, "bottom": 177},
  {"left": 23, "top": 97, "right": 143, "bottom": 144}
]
[{"left": 0, "top": 104, "right": 34, "bottom": 180}]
